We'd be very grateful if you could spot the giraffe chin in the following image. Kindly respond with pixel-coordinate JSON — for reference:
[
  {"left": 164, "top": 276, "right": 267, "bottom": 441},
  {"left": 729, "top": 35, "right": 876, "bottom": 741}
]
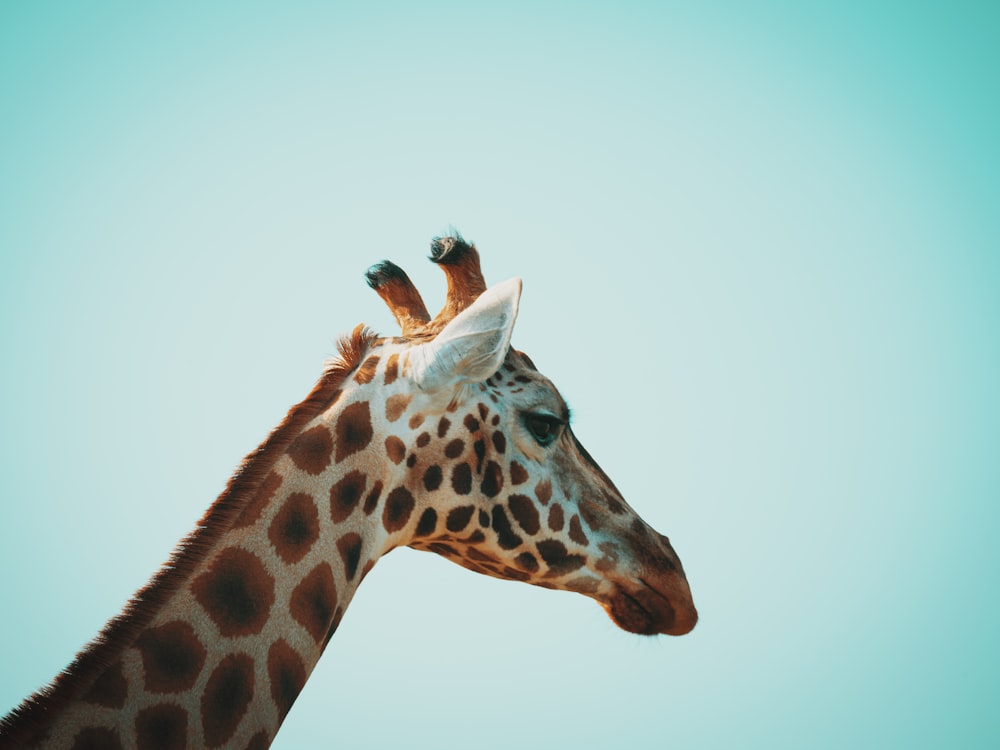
[{"left": 604, "top": 581, "right": 698, "bottom": 636}]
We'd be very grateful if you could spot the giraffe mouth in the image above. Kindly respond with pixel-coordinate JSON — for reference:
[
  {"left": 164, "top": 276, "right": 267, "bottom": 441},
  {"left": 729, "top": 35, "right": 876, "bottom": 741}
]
[{"left": 605, "top": 577, "right": 697, "bottom": 636}]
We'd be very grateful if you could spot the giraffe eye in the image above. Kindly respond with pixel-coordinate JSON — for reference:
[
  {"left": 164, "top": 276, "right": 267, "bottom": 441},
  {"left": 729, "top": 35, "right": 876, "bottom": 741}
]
[{"left": 524, "top": 413, "right": 562, "bottom": 447}]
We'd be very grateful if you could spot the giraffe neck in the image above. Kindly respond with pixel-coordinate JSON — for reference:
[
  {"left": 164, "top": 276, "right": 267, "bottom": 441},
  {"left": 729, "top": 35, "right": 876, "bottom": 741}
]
[{"left": 1, "top": 330, "right": 386, "bottom": 750}]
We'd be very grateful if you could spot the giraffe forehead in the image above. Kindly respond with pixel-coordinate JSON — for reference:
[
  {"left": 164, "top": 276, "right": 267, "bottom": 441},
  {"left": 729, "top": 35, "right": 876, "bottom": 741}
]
[
  {"left": 480, "top": 356, "right": 569, "bottom": 420},
  {"left": 347, "top": 341, "right": 569, "bottom": 429}
]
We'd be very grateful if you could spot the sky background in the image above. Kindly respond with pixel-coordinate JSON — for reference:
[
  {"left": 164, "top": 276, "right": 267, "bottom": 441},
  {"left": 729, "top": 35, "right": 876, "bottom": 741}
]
[{"left": 1, "top": 1, "right": 998, "bottom": 748}]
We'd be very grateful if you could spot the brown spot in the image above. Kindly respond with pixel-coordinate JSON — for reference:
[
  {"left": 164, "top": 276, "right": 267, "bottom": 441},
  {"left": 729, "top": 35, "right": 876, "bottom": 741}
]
[
  {"left": 383, "top": 487, "right": 415, "bottom": 532},
  {"left": 363, "top": 480, "right": 383, "bottom": 515},
  {"left": 71, "top": 727, "right": 123, "bottom": 750},
  {"left": 269, "top": 492, "right": 320, "bottom": 564},
  {"left": 515, "top": 552, "right": 539, "bottom": 572},
  {"left": 510, "top": 461, "right": 528, "bottom": 485},
  {"left": 446, "top": 505, "right": 476, "bottom": 532},
  {"left": 291, "top": 562, "right": 339, "bottom": 642},
  {"left": 491, "top": 506, "right": 523, "bottom": 550},
  {"left": 444, "top": 438, "right": 465, "bottom": 458},
  {"left": 201, "top": 653, "right": 254, "bottom": 747},
  {"left": 606, "top": 493, "right": 627, "bottom": 514},
  {"left": 324, "top": 606, "right": 345, "bottom": 648},
  {"left": 423, "top": 464, "right": 443, "bottom": 491},
  {"left": 491, "top": 414, "right": 500, "bottom": 426},
  {"left": 508, "top": 494, "right": 540, "bottom": 535},
  {"left": 268, "top": 639, "right": 307, "bottom": 721},
  {"left": 329, "top": 471, "right": 367, "bottom": 524},
  {"left": 473, "top": 439, "right": 486, "bottom": 472},
  {"left": 408, "top": 413, "right": 425, "bottom": 429},
  {"left": 569, "top": 514, "right": 589, "bottom": 546},
  {"left": 384, "top": 353, "right": 399, "bottom": 385},
  {"left": 480, "top": 461, "right": 503, "bottom": 498},
  {"left": 385, "top": 435, "right": 406, "bottom": 464},
  {"left": 81, "top": 659, "right": 127, "bottom": 708},
  {"left": 360, "top": 559, "right": 376, "bottom": 581},
  {"left": 406, "top": 453, "right": 417, "bottom": 468},
  {"left": 548, "top": 503, "right": 565, "bottom": 532},
  {"left": 466, "top": 547, "right": 493, "bottom": 563},
  {"left": 385, "top": 393, "right": 411, "bottom": 422},
  {"left": 337, "top": 533, "right": 364, "bottom": 581},
  {"left": 535, "top": 479, "right": 552, "bottom": 505},
  {"left": 416, "top": 431, "right": 431, "bottom": 448},
  {"left": 578, "top": 501, "right": 604, "bottom": 531},
  {"left": 192, "top": 548, "right": 275, "bottom": 637},
  {"left": 462, "top": 560, "right": 495, "bottom": 576},
  {"left": 477, "top": 403, "right": 489, "bottom": 421},
  {"left": 491, "top": 431, "right": 506, "bottom": 454},
  {"left": 565, "top": 576, "right": 601, "bottom": 594},
  {"left": 478, "top": 509, "right": 490, "bottom": 527},
  {"left": 234, "top": 470, "right": 282, "bottom": 528},
  {"left": 467, "top": 529, "right": 486, "bottom": 543},
  {"left": 335, "top": 401, "right": 374, "bottom": 462},
  {"left": 414, "top": 507, "right": 438, "bottom": 536},
  {"left": 354, "top": 355, "right": 380, "bottom": 384},
  {"left": 537, "top": 539, "right": 586, "bottom": 576},
  {"left": 137, "top": 621, "right": 206, "bottom": 694},
  {"left": 502, "top": 566, "right": 531, "bottom": 581},
  {"left": 136, "top": 704, "right": 187, "bottom": 750},
  {"left": 288, "top": 424, "right": 334, "bottom": 475},
  {"left": 464, "top": 414, "right": 480, "bottom": 433},
  {"left": 437, "top": 417, "right": 451, "bottom": 438},
  {"left": 245, "top": 732, "right": 271, "bottom": 750},
  {"left": 595, "top": 554, "right": 615, "bottom": 573},
  {"left": 451, "top": 463, "right": 472, "bottom": 495},
  {"left": 596, "top": 541, "right": 620, "bottom": 573}
]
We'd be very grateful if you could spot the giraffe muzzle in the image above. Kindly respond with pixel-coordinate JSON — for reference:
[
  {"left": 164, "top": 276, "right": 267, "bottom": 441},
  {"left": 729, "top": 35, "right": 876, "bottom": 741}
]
[
  {"left": 605, "top": 574, "right": 698, "bottom": 636},
  {"left": 602, "top": 533, "right": 697, "bottom": 636}
]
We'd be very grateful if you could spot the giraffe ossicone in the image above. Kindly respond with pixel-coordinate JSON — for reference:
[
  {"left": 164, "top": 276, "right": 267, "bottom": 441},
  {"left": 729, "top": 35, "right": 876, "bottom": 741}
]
[{"left": 0, "top": 234, "right": 696, "bottom": 750}]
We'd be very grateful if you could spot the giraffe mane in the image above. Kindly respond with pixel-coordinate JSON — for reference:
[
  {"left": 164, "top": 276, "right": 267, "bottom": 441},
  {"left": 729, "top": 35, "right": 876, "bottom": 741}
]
[{"left": 0, "top": 325, "right": 379, "bottom": 747}]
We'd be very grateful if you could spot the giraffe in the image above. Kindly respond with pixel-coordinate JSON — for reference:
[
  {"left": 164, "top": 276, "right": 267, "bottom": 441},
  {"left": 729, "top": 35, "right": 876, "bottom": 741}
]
[{"left": 0, "top": 234, "right": 697, "bottom": 749}]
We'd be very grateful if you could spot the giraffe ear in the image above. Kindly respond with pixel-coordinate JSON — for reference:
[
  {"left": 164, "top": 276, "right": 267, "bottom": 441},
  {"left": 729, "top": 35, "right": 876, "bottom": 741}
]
[{"left": 410, "top": 277, "right": 522, "bottom": 391}]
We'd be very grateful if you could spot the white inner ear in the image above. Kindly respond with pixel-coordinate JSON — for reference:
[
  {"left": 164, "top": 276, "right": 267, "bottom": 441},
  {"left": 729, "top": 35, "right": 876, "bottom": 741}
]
[{"left": 410, "top": 277, "right": 522, "bottom": 391}]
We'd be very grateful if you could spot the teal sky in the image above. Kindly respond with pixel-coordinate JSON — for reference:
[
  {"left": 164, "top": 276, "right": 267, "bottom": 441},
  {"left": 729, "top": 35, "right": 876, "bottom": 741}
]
[{"left": 1, "top": 2, "right": 998, "bottom": 748}]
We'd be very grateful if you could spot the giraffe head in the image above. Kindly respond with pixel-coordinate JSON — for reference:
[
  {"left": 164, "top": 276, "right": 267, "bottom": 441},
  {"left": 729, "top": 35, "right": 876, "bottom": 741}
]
[{"left": 350, "top": 235, "right": 696, "bottom": 636}]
